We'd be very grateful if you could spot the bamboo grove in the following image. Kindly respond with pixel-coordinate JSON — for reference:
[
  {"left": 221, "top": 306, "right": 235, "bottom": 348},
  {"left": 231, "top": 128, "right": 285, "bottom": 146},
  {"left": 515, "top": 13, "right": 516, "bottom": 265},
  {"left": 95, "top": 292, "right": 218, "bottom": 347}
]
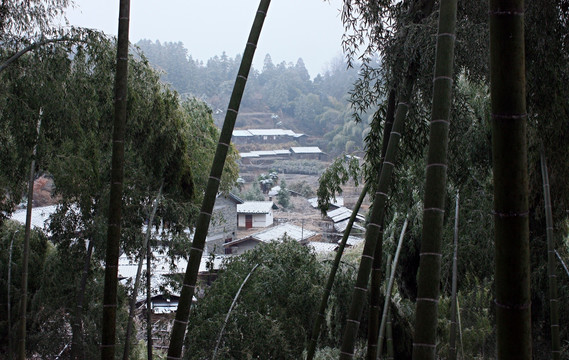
[{"left": 1, "top": 0, "right": 569, "bottom": 359}]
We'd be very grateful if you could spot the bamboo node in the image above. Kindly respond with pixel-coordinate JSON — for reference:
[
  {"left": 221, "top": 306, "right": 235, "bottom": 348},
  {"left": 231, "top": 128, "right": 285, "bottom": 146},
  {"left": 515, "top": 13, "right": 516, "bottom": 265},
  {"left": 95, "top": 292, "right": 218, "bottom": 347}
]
[
  {"left": 413, "top": 342, "right": 437, "bottom": 348},
  {"left": 491, "top": 112, "right": 527, "bottom": 120},
  {"left": 383, "top": 161, "right": 395, "bottom": 167},
  {"left": 354, "top": 286, "right": 367, "bottom": 293},
  {"left": 246, "top": 41, "right": 257, "bottom": 48},
  {"left": 174, "top": 319, "right": 188, "bottom": 325},
  {"left": 423, "top": 207, "right": 445, "bottom": 213},
  {"left": 201, "top": 211, "right": 212, "bottom": 217},
  {"left": 390, "top": 131, "right": 401, "bottom": 137},
  {"left": 492, "top": 210, "right": 529, "bottom": 218},
  {"left": 426, "top": 163, "right": 447, "bottom": 169},
  {"left": 209, "top": 175, "right": 221, "bottom": 182},
  {"left": 431, "top": 119, "right": 450, "bottom": 125},
  {"left": 494, "top": 299, "right": 531, "bottom": 310},
  {"left": 420, "top": 252, "right": 442, "bottom": 257},
  {"left": 433, "top": 76, "right": 453, "bottom": 83},
  {"left": 368, "top": 222, "right": 382, "bottom": 229},
  {"left": 183, "top": 283, "right": 195, "bottom": 289},
  {"left": 228, "top": 108, "right": 238, "bottom": 114},
  {"left": 489, "top": 10, "right": 524, "bottom": 16},
  {"left": 237, "top": 75, "right": 247, "bottom": 81},
  {"left": 103, "top": 304, "right": 118, "bottom": 308},
  {"left": 346, "top": 318, "right": 360, "bottom": 324},
  {"left": 191, "top": 247, "right": 203, "bottom": 253},
  {"left": 438, "top": 32, "right": 456, "bottom": 38}
]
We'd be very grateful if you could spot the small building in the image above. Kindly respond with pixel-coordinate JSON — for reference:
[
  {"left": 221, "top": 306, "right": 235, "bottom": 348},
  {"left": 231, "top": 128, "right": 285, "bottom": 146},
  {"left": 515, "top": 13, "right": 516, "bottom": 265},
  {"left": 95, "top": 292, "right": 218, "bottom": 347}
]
[
  {"left": 232, "top": 129, "right": 305, "bottom": 144},
  {"left": 224, "top": 223, "right": 318, "bottom": 255},
  {"left": 237, "top": 201, "right": 276, "bottom": 229},
  {"left": 290, "top": 146, "right": 326, "bottom": 160},
  {"left": 206, "top": 192, "right": 243, "bottom": 254}
]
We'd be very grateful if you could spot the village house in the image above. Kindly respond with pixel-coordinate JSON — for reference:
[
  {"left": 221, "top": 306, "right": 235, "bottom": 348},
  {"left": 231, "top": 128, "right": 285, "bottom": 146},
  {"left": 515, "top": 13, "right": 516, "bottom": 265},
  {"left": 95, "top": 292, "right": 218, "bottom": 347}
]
[
  {"left": 205, "top": 192, "right": 244, "bottom": 254},
  {"left": 224, "top": 223, "right": 318, "bottom": 255},
  {"left": 236, "top": 201, "right": 277, "bottom": 229},
  {"left": 290, "top": 146, "right": 327, "bottom": 160},
  {"left": 231, "top": 128, "right": 305, "bottom": 145}
]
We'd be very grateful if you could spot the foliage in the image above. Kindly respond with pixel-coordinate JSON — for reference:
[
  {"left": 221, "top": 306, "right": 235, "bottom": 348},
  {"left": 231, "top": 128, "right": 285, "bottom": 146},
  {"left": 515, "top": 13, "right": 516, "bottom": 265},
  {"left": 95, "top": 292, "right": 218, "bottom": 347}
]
[
  {"left": 317, "top": 155, "right": 361, "bottom": 214},
  {"left": 289, "top": 180, "right": 315, "bottom": 198},
  {"left": 184, "top": 240, "right": 327, "bottom": 359},
  {"left": 277, "top": 179, "right": 290, "bottom": 209}
]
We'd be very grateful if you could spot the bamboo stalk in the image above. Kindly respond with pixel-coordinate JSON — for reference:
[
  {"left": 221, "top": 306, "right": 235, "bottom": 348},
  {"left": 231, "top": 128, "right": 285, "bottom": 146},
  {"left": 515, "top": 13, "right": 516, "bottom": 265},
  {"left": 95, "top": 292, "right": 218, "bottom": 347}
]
[
  {"left": 368, "top": 90, "right": 397, "bottom": 360},
  {"left": 489, "top": 0, "right": 532, "bottom": 357},
  {"left": 378, "top": 218, "right": 408, "bottom": 355},
  {"left": 123, "top": 185, "right": 162, "bottom": 360},
  {"left": 540, "top": 151, "right": 560, "bottom": 360},
  {"left": 101, "top": 1, "right": 130, "bottom": 358},
  {"left": 554, "top": 250, "right": 569, "bottom": 279},
  {"left": 306, "top": 182, "right": 369, "bottom": 360},
  {"left": 379, "top": 254, "right": 393, "bottom": 358},
  {"left": 166, "top": 2, "right": 271, "bottom": 358},
  {"left": 212, "top": 263, "right": 260, "bottom": 360},
  {"left": 412, "top": 0, "right": 457, "bottom": 356},
  {"left": 449, "top": 192, "right": 459, "bottom": 360},
  {"left": 7, "top": 230, "right": 18, "bottom": 360},
  {"left": 17, "top": 115, "right": 41, "bottom": 360},
  {"left": 386, "top": 305, "right": 394, "bottom": 360},
  {"left": 339, "top": 75, "right": 414, "bottom": 359}
]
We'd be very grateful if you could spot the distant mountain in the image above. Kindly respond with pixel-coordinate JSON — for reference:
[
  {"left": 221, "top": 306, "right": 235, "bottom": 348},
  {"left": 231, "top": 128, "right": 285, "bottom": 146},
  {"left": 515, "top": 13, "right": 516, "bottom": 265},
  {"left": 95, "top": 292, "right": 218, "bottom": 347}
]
[{"left": 136, "top": 40, "right": 373, "bottom": 156}]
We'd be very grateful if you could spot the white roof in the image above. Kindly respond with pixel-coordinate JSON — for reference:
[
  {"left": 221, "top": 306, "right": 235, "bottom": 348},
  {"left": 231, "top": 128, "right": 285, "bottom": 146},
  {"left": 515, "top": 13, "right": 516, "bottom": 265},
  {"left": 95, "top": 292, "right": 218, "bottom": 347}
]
[
  {"left": 307, "top": 197, "right": 344, "bottom": 209},
  {"left": 252, "top": 150, "right": 278, "bottom": 156},
  {"left": 232, "top": 223, "right": 316, "bottom": 245},
  {"left": 334, "top": 219, "right": 366, "bottom": 233},
  {"left": 341, "top": 236, "right": 365, "bottom": 247},
  {"left": 308, "top": 241, "right": 337, "bottom": 254},
  {"left": 233, "top": 129, "right": 253, "bottom": 137},
  {"left": 118, "top": 250, "right": 226, "bottom": 300},
  {"left": 290, "top": 147, "right": 322, "bottom": 154},
  {"left": 232, "top": 129, "right": 304, "bottom": 137},
  {"left": 240, "top": 152, "right": 260, "bottom": 158},
  {"left": 237, "top": 201, "right": 274, "bottom": 214},
  {"left": 327, "top": 207, "right": 365, "bottom": 223},
  {"left": 9, "top": 205, "right": 58, "bottom": 231}
]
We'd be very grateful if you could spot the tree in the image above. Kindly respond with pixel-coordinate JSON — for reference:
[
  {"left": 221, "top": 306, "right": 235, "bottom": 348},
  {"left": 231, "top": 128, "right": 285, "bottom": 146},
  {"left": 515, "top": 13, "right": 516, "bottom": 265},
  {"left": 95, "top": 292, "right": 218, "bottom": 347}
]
[
  {"left": 489, "top": 0, "right": 532, "bottom": 358},
  {"left": 277, "top": 179, "right": 290, "bottom": 208},
  {"left": 185, "top": 240, "right": 327, "bottom": 359}
]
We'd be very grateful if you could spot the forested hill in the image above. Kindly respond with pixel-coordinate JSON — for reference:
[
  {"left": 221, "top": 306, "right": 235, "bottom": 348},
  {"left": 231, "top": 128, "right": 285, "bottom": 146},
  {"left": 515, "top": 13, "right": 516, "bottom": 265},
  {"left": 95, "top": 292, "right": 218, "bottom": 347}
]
[{"left": 136, "top": 39, "right": 367, "bottom": 156}]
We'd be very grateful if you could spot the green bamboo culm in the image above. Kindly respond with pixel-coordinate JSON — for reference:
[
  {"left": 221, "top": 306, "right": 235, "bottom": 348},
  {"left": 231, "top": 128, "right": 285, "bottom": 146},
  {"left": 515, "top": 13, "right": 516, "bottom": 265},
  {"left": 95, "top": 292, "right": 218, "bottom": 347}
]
[
  {"left": 367, "top": 90, "right": 396, "bottom": 360},
  {"left": 123, "top": 185, "right": 162, "bottom": 360},
  {"left": 412, "top": 0, "right": 457, "bottom": 356},
  {"left": 166, "top": 1, "right": 270, "bottom": 358},
  {"left": 306, "top": 182, "right": 369, "bottom": 360},
  {"left": 385, "top": 305, "right": 394, "bottom": 360},
  {"left": 17, "top": 116, "right": 41, "bottom": 360},
  {"left": 489, "top": 0, "right": 532, "bottom": 358},
  {"left": 540, "top": 151, "right": 560, "bottom": 360},
  {"left": 339, "top": 76, "right": 413, "bottom": 360},
  {"left": 101, "top": 0, "right": 130, "bottom": 358},
  {"left": 448, "top": 192, "right": 459, "bottom": 360}
]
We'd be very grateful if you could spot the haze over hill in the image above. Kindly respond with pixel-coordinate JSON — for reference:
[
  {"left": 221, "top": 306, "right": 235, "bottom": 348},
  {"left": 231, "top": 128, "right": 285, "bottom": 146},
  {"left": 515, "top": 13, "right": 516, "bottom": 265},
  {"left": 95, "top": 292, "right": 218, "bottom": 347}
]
[{"left": 136, "top": 40, "right": 374, "bottom": 157}]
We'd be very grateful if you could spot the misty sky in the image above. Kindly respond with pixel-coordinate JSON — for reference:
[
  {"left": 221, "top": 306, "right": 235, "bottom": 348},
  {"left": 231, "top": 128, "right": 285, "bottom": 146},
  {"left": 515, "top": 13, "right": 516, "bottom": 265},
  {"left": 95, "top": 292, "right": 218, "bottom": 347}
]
[{"left": 66, "top": 0, "right": 345, "bottom": 78}]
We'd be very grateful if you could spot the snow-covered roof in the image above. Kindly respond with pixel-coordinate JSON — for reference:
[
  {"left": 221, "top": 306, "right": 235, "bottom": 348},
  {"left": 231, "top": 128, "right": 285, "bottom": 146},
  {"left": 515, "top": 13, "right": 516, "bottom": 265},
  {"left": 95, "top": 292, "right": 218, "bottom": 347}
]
[
  {"left": 308, "top": 241, "right": 337, "bottom": 254},
  {"left": 334, "top": 219, "right": 366, "bottom": 233},
  {"left": 290, "top": 146, "right": 322, "bottom": 154},
  {"left": 307, "top": 197, "right": 344, "bottom": 209},
  {"left": 340, "top": 236, "right": 365, "bottom": 247},
  {"left": 233, "top": 129, "right": 253, "bottom": 137},
  {"left": 327, "top": 207, "right": 365, "bottom": 223},
  {"left": 233, "top": 129, "right": 304, "bottom": 137},
  {"left": 240, "top": 152, "right": 260, "bottom": 158},
  {"left": 228, "top": 223, "right": 317, "bottom": 247},
  {"left": 118, "top": 250, "right": 226, "bottom": 300},
  {"left": 9, "top": 205, "right": 58, "bottom": 231},
  {"left": 237, "top": 201, "right": 274, "bottom": 214}
]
